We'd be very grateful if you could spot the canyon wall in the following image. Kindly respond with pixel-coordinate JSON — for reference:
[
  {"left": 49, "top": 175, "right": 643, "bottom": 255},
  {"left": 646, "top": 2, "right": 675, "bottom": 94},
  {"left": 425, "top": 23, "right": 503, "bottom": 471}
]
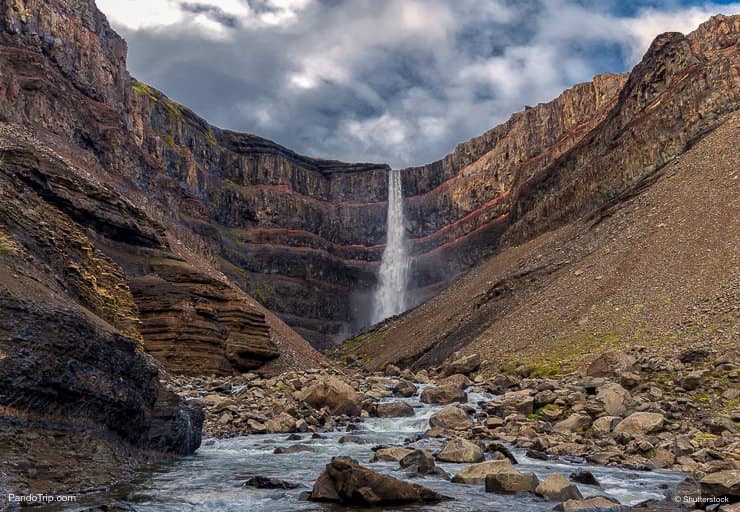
[
  {"left": 0, "top": 0, "right": 637, "bottom": 346},
  {"left": 1, "top": 1, "right": 737, "bottom": 355}
]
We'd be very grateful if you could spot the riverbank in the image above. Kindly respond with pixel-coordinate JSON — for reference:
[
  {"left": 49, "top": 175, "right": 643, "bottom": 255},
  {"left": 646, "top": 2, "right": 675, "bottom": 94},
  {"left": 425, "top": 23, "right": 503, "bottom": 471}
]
[{"left": 157, "top": 346, "right": 739, "bottom": 510}]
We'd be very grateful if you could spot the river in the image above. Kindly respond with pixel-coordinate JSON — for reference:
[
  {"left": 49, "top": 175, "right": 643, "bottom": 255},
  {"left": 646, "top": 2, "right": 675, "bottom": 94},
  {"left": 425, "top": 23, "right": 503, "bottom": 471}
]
[{"left": 46, "top": 386, "right": 683, "bottom": 511}]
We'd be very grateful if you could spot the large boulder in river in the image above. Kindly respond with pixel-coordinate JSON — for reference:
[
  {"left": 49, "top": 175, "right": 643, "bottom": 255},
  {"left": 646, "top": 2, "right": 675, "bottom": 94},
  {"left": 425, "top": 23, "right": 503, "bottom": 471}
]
[
  {"left": 535, "top": 473, "right": 584, "bottom": 501},
  {"left": 420, "top": 384, "right": 467, "bottom": 405},
  {"left": 554, "top": 496, "right": 623, "bottom": 511},
  {"left": 297, "top": 376, "right": 361, "bottom": 416},
  {"left": 613, "top": 412, "right": 664, "bottom": 436},
  {"left": 400, "top": 449, "right": 437, "bottom": 476},
  {"left": 437, "top": 438, "right": 484, "bottom": 463},
  {"left": 451, "top": 459, "right": 516, "bottom": 484},
  {"left": 485, "top": 470, "right": 539, "bottom": 494},
  {"left": 310, "top": 457, "right": 449, "bottom": 505},
  {"left": 375, "top": 402, "right": 415, "bottom": 417},
  {"left": 441, "top": 354, "right": 481, "bottom": 377},
  {"left": 392, "top": 380, "right": 417, "bottom": 397},
  {"left": 429, "top": 406, "right": 473, "bottom": 430},
  {"left": 371, "top": 447, "right": 413, "bottom": 462}
]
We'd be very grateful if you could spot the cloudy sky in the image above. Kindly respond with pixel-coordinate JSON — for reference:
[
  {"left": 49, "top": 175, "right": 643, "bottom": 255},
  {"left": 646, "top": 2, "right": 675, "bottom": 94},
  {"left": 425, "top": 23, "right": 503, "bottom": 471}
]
[{"left": 97, "top": 0, "right": 739, "bottom": 168}]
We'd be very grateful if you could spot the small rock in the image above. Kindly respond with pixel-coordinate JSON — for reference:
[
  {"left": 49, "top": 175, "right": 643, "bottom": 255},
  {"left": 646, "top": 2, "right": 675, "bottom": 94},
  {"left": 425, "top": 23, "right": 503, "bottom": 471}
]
[
  {"left": 429, "top": 406, "right": 473, "bottom": 430},
  {"left": 436, "top": 438, "right": 484, "bottom": 463},
  {"left": 375, "top": 401, "right": 415, "bottom": 417},
  {"left": 420, "top": 384, "right": 467, "bottom": 405},
  {"left": 535, "top": 473, "right": 584, "bottom": 501},
  {"left": 569, "top": 470, "right": 600, "bottom": 487},
  {"left": 485, "top": 471, "right": 539, "bottom": 494},
  {"left": 244, "top": 476, "right": 299, "bottom": 489},
  {"left": 613, "top": 412, "right": 664, "bottom": 436},
  {"left": 451, "top": 460, "right": 516, "bottom": 484}
]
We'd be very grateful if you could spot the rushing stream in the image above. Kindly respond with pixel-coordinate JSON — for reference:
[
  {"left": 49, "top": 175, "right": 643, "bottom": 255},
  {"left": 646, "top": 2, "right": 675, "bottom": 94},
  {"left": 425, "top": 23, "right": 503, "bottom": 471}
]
[{"left": 46, "top": 385, "right": 684, "bottom": 512}]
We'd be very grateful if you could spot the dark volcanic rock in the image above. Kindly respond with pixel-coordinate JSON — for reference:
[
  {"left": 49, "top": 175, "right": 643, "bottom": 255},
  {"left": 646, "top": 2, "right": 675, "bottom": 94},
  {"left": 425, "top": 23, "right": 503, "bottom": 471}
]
[
  {"left": 244, "top": 476, "right": 300, "bottom": 489},
  {"left": 310, "top": 457, "right": 450, "bottom": 505}
]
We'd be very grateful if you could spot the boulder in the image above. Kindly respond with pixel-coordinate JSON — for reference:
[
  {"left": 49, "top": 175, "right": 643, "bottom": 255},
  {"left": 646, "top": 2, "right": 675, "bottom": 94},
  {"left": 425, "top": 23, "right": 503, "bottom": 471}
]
[
  {"left": 384, "top": 364, "right": 401, "bottom": 377},
  {"left": 485, "top": 471, "right": 539, "bottom": 494},
  {"left": 486, "top": 442, "right": 518, "bottom": 464},
  {"left": 554, "top": 496, "right": 623, "bottom": 511},
  {"left": 554, "top": 414, "right": 592, "bottom": 434},
  {"left": 338, "top": 435, "right": 364, "bottom": 444},
  {"left": 700, "top": 470, "right": 740, "bottom": 501},
  {"left": 595, "top": 383, "right": 631, "bottom": 417},
  {"left": 420, "top": 384, "right": 467, "bottom": 405},
  {"left": 400, "top": 449, "right": 438, "bottom": 476},
  {"left": 451, "top": 459, "right": 516, "bottom": 484},
  {"left": 436, "top": 438, "right": 484, "bottom": 463},
  {"left": 569, "top": 470, "right": 600, "bottom": 487},
  {"left": 592, "top": 416, "right": 622, "bottom": 436},
  {"left": 297, "top": 376, "right": 361, "bottom": 416},
  {"left": 371, "top": 447, "right": 413, "bottom": 462},
  {"left": 429, "top": 406, "right": 473, "bottom": 430},
  {"left": 265, "top": 413, "right": 296, "bottom": 433},
  {"left": 392, "top": 380, "right": 417, "bottom": 397},
  {"left": 440, "top": 373, "right": 473, "bottom": 390},
  {"left": 535, "top": 473, "right": 584, "bottom": 501},
  {"left": 485, "top": 390, "right": 534, "bottom": 417},
  {"left": 586, "top": 352, "right": 636, "bottom": 377},
  {"left": 375, "top": 402, "right": 415, "bottom": 417},
  {"left": 442, "top": 354, "right": 481, "bottom": 376},
  {"left": 244, "top": 476, "right": 299, "bottom": 489},
  {"left": 613, "top": 412, "right": 664, "bottom": 436},
  {"left": 679, "top": 369, "right": 708, "bottom": 390},
  {"left": 274, "top": 444, "right": 314, "bottom": 454},
  {"left": 310, "top": 457, "right": 449, "bottom": 505}
]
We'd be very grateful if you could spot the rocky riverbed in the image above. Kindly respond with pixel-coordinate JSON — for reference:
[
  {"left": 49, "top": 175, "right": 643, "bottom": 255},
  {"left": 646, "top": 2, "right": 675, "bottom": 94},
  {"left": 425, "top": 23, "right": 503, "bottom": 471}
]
[{"left": 41, "top": 347, "right": 739, "bottom": 511}]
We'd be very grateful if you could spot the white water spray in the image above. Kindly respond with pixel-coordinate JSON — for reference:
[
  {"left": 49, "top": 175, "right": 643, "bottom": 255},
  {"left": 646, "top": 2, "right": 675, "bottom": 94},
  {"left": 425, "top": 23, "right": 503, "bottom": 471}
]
[{"left": 372, "top": 169, "right": 409, "bottom": 323}]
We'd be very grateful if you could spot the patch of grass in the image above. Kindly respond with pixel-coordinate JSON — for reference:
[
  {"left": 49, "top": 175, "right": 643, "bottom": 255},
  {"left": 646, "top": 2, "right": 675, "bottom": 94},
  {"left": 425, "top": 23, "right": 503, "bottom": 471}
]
[
  {"left": 0, "top": 233, "right": 14, "bottom": 255},
  {"left": 693, "top": 433, "right": 719, "bottom": 443},
  {"left": 206, "top": 127, "right": 218, "bottom": 148},
  {"left": 250, "top": 283, "right": 281, "bottom": 310},
  {"left": 132, "top": 81, "right": 157, "bottom": 101},
  {"left": 528, "top": 363, "right": 562, "bottom": 378},
  {"left": 528, "top": 403, "right": 559, "bottom": 420}
]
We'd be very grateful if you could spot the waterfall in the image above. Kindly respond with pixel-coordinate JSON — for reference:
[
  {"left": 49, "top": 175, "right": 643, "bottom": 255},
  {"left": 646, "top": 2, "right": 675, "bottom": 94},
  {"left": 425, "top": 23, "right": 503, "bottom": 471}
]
[{"left": 372, "top": 169, "right": 409, "bottom": 323}]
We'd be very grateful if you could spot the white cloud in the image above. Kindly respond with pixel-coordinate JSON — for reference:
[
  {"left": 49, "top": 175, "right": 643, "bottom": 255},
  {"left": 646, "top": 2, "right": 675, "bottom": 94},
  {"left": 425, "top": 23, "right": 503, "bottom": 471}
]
[{"left": 98, "top": 0, "right": 740, "bottom": 167}]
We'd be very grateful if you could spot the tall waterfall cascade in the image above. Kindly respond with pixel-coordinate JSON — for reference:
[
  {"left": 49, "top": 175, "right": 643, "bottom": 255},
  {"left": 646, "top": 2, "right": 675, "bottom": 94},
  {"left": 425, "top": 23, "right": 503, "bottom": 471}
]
[{"left": 371, "top": 169, "right": 410, "bottom": 323}]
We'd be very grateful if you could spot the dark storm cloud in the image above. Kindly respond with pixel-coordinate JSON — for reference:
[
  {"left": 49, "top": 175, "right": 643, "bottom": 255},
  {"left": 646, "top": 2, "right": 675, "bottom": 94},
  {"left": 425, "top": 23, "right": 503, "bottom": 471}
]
[{"left": 98, "top": 0, "right": 739, "bottom": 167}]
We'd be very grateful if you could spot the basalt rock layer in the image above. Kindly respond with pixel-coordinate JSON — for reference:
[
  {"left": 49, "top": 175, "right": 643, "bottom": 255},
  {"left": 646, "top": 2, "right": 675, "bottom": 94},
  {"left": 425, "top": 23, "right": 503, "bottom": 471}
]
[
  {"left": 0, "top": 2, "right": 737, "bottom": 356},
  {"left": 0, "top": 124, "right": 204, "bottom": 497},
  {"left": 0, "top": 1, "right": 629, "bottom": 346}
]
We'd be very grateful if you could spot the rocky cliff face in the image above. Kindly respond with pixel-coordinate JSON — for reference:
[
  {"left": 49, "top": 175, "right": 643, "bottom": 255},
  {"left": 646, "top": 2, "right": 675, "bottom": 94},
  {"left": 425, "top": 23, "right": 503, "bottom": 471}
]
[
  {"left": 0, "top": 124, "right": 203, "bottom": 495},
  {"left": 342, "top": 15, "right": 740, "bottom": 370},
  {"left": 0, "top": 3, "right": 736, "bottom": 355}
]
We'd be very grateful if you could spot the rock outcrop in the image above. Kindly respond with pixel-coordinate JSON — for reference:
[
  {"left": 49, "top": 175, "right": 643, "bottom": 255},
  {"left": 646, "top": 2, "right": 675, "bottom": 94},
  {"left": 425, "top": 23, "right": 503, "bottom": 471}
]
[
  {"left": 3, "top": 1, "right": 738, "bottom": 352},
  {"left": 0, "top": 126, "right": 203, "bottom": 495},
  {"left": 309, "top": 457, "right": 449, "bottom": 505},
  {"left": 342, "top": 14, "right": 740, "bottom": 369}
]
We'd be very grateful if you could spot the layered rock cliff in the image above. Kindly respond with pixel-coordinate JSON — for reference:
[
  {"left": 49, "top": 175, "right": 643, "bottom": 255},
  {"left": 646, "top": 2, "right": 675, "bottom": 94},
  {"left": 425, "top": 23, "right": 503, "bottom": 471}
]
[
  {"left": 0, "top": 124, "right": 203, "bottom": 496},
  {"left": 0, "top": 2, "right": 736, "bottom": 357},
  {"left": 343, "top": 14, "right": 740, "bottom": 370}
]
